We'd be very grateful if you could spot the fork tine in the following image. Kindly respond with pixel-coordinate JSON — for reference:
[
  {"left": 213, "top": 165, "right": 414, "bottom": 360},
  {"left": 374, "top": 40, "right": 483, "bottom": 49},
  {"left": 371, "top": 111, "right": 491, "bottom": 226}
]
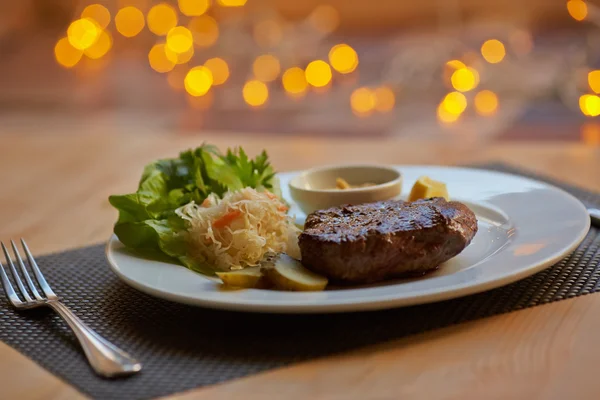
[
  {"left": 21, "top": 239, "right": 57, "bottom": 300},
  {"left": 11, "top": 240, "right": 44, "bottom": 301},
  {"left": 0, "top": 259, "right": 23, "bottom": 307},
  {"left": 1, "top": 242, "right": 32, "bottom": 303}
]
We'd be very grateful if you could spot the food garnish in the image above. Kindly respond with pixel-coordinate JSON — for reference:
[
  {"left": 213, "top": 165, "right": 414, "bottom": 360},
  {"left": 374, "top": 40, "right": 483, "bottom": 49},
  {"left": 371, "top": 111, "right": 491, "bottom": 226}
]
[
  {"left": 335, "top": 177, "right": 376, "bottom": 190},
  {"left": 109, "top": 144, "right": 298, "bottom": 275},
  {"left": 216, "top": 267, "right": 263, "bottom": 289},
  {"left": 264, "top": 254, "right": 328, "bottom": 291},
  {"left": 408, "top": 176, "right": 449, "bottom": 201}
]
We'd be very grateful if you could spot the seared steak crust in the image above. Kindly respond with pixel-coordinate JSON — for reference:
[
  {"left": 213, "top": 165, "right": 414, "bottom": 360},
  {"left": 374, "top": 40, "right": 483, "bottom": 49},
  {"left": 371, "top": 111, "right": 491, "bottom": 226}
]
[{"left": 299, "top": 198, "right": 478, "bottom": 284}]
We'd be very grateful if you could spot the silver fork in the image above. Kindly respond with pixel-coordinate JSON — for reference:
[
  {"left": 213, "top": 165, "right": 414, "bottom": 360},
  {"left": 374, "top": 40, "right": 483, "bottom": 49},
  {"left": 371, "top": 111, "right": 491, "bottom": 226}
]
[{"left": 0, "top": 239, "right": 142, "bottom": 378}]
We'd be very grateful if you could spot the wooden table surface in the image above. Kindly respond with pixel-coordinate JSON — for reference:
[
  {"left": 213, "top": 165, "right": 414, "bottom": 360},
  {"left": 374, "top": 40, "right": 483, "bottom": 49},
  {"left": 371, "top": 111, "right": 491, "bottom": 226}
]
[{"left": 1, "top": 130, "right": 600, "bottom": 400}]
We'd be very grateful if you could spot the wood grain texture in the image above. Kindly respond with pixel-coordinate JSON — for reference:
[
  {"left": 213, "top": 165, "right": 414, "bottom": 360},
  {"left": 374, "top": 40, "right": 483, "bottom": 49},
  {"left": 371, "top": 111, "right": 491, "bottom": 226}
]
[{"left": 0, "top": 130, "right": 599, "bottom": 399}]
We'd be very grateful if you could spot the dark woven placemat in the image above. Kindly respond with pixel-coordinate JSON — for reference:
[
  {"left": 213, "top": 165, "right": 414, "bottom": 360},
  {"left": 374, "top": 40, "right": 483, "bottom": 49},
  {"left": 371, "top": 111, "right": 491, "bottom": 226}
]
[{"left": 1, "top": 163, "right": 599, "bottom": 400}]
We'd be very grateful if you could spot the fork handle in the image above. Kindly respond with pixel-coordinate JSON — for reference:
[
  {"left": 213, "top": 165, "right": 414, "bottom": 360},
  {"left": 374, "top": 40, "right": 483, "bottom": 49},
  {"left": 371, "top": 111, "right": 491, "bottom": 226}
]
[{"left": 48, "top": 301, "right": 142, "bottom": 377}]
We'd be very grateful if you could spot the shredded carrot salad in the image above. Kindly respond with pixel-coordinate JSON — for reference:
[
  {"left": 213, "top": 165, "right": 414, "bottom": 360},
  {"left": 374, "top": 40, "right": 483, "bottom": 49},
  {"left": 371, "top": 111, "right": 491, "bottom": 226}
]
[{"left": 175, "top": 188, "right": 300, "bottom": 271}]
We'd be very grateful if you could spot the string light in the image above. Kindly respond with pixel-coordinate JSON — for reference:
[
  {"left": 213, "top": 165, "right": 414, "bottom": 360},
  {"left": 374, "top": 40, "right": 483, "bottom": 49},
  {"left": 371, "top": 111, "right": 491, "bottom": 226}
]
[
  {"left": 305, "top": 60, "right": 332, "bottom": 88},
  {"left": 167, "top": 26, "right": 193, "bottom": 54},
  {"left": 84, "top": 30, "right": 113, "bottom": 59},
  {"left": 567, "top": 0, "right": 588, "bottom": 21},
  {"left": 588, "top": 70, "right": 600, "bottom": 93},
  {"left": 474, "top": 90, "right": 499, "bottom": 116},
  {"left": 178, "top": 0, "right": 210, "bottom": 16},
  {"left": 328, "top": 44, "right": 358, "bottom": 74},
  {"left": 243, "top": 80, "right": 269, "bottom": 107},
  {"left": 253, "top": 54, "right": 281, "bottom": 82},
  {"left": 350, "top": 87, "right": 376, "bottom": 116},
  {"left": 188, "top": 15, "right": 219, "bottom": 47},
  {"left": 148, "top": 44, "right": 175, "bottom": 73},
  {"left": 204, "top": 58, "right": 230, "bottom": 85},
  {"left": 81, "top": 4, "right": 111, "bottom": 29},
  {"left": 185, "top": 66, "right": 213, "bottom": 96},
  {"left": 373, "top": 86, "right": 395, "bottom": 112},
  {"left": 451, "top": 67, "right": 479, "bottom": 92},
  {"left": 481, "top": 39, "right": 506, "bottom": 64},
  {"left": 115, "top": 7, "right": 145, "bottom": 37},
  {"left": 282, "top": 67, "right": 308, "bottom": 96},
  {"left": 54, "top": 37, "right": 83, "bottom": 68},
  {"left": 147, "top": 3, "right": 178, "bottom": 36},
  {"left": 67, "top": 19, "right": 101, "bottom": 50}
]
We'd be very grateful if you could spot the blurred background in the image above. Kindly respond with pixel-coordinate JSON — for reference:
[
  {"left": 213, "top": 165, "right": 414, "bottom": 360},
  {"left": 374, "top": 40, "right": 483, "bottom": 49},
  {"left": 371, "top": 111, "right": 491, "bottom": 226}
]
[{"left": 1, "top": 0, "right": 600, "bottom": 144}]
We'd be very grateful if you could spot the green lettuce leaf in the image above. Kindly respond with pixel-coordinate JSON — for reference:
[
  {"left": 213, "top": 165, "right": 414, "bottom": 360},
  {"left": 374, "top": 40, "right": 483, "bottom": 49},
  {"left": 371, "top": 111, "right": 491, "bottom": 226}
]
[{"left": 109, "top": 143, "right": 280, "bottom": 273}]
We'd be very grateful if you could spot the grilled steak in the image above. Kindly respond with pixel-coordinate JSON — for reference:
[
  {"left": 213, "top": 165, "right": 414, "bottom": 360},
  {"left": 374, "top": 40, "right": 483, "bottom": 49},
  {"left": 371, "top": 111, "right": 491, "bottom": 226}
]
[{"left": 299, "top": 198, "right": 478, "bottom": 284}]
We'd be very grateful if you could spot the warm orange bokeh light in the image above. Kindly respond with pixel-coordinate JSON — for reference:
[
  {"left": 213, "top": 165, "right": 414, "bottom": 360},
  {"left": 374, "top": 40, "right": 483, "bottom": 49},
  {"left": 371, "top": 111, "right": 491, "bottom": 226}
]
[
  {"left": 481, "top": 39, "right": 506, "bottom": 64},
  {"left": 179, "top": 0, "right": 210, "bottom": 16},
  {"left": 309, "top": 5, "right": 340, "bottom": 34},
  {"left": 328, "top": 44, "right": 358, "bottom": 74},
  {"left": 474, "top": 90, "right": 499, "bottom": 116},
  {"left": 167, "top": 26, "right": 193, "bottom": 54},
  {"left": 588, "top": 70, "right": 600, "bottom": 93},
  {"left": 148, "top": 44, "right": 175, "bottom": 73},
  {"left": 253, "top": 54, "right": 281, "bottom": 82},
  {"left": 55, "top": 37, "right": 83, "bottom": 68},
  {"left": 305, "top": 60, "right": 332, "bottom": 88},
  {"left": 115, "top": 7, "right": 145, "bottom": 37},
  {"left": 147, "top": 3, "right": 178, "bottom": 36},
  {"left": 204, "top": 58, "right": 230, "bottom": 85},
  {"left": 442, "top": 92, "right": 467, "bottom": 115},
  {"left": 580, "top": 94, "right": 600, "bottom": 117},
  {"left": 373, "top": 86, "right": 395, "bottom": 113},
  {"left": 350, "top": 87, "right": 376, "bottom": 116},
  {"left": 84, "top": 30, "right": 113, "bottom": 59},
  {"left": 68, "top": 18, "right": 101, "bottom": 50},
  {"left": 188, "top": 15, "right": 219, "bottom": 47},
  {"left": 282, "top": 67, "right": 308, "bottom": 96},
  {"left": 81, "top": 4, "right": 111, "bottom": 29},
  {"left": 243, "top": 80, "right": 269, "bottom": 107},
  {"left": 185, "top": 66, "right": 213, "bottom": 96},
  {"left": 451, "top": 67, "right": 479, "bottom": 92},
  {"left": 218, "top": 0, "right": 247, "bottom": 6},
  {"left": 175, "top": 46, "right": 194, "bottom": 64},
  {"left": 437, "top": 103, "right": 461, "bottom": 124},
  {"left": 567, "top": 0, "right": 588, "bottom": 21}
]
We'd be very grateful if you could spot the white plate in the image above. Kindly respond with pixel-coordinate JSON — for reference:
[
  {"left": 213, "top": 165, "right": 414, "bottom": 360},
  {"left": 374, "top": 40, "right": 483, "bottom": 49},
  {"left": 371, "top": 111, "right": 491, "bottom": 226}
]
[{"left": 106, "top": 166, "right": 590, "bottom": 313}]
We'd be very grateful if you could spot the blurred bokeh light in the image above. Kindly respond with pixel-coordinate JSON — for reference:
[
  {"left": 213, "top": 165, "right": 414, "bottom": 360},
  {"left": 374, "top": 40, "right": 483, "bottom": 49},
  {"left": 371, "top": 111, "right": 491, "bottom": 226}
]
[
  {"left": 55, "top": 37, "right": 83, "bottom": 68},
  {"left": 178, "top": 0, "right": 210, "bottom": 16},
  {"left": 481, "top": 39, "right": 506, "bottom": 64},
  {"left": 282, "top": 67, "right": 308, "bottom": 97},
  {"left": 185, "top": 66, "right": 213, "bottom": 96},
  {"left": 115, "top": 6, "right": 145, "bottom": 37},
  {"left": 204, "top": 58, "right": 230, "bottom": 85},
  {"left": 474, "top": 90, "right": 499, "bottom": 116},
  {"left": 147, "top": 3, "right": 178, "bottom": 36},
  {"left": 188, "top": 15, "right": 219, "bottom": 47},
  {"left": 81, "top": 4, "right": 111, "bottom": 29},
  {"left": 305, "top": 60, "right": 332, "bottom": 88},
  {"left": 243, "top": 80, "right": 269, "bottom": 107},
  {"left": 253, "top": 54, "right": 281, "bottom": 82},
  {"left": 328, "top": 44, "right": 359, "bottom": 74}
]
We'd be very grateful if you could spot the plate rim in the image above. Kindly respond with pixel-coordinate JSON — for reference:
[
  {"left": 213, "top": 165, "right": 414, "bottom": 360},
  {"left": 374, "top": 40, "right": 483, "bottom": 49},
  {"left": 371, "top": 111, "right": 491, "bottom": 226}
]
[{"left": 105, "top": 165, "right": 591, "bottom": 313}]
